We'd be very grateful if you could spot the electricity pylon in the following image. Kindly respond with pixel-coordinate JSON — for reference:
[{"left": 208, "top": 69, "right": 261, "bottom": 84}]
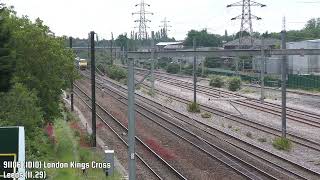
[
  {"left": 132, "top": 0, "right": 153, "bottom": 40},
  {"left": 227, "top": 0, "right": 266, "bottom": 47},
  {"left": 159, "top": 17, "right": 172, "bottom": 38}
]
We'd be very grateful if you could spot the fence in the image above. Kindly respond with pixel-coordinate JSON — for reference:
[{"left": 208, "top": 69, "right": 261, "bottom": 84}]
[{"left": 207, "top": 68, "right": 320, "bottom": 90}]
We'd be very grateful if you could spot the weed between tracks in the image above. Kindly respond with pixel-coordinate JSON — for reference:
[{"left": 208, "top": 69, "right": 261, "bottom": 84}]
[
  {"left": 187, "top": 101, "right": 201, "bottom": 113},
  {"left": 201, "top": 112, "right": 212, "bottom": 118},
  {"left": 272, "top": 137, "right": 292, "bottom": 151}
]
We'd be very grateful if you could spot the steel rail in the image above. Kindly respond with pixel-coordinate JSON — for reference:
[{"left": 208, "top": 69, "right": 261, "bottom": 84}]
[
  {"left": 94, "top": 73, "right": 320, "bottom": 180},
  {"left": 79, "top": 72, "right": 276, "bottom": 179},
  {"left": 90, "top": 79, "right": 277, "bottom": 180},
  {"left": 148, "top": 73, "right": 320, "bottom": 129},
  {"left": 73, "top": 87, "right": 186, "bottom": 180}
]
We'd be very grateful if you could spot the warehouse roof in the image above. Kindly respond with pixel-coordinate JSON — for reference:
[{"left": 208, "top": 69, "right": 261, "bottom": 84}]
[
  {"left": 224, "top": 36, "right": 280, "bottom": 48},
  {"left": 156, "top": 42, "right": 183, "bottom": 46}
]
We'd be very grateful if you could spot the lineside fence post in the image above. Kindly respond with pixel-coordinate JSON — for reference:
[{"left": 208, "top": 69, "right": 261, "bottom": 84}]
[
  {"left": 235, "top": 57, "right": 239, "bottom": 77},
  {"left": 90, "top": 31, "right": 97, "bottom": 147},
  {"left": 193, "top": 38, "right": 197, "bottom": 103},
  {"left": 127, "top": 42, "right": 136, "bottom": 180},
  {"left": 281, "top": 30, "right": 287, "bottom": 138},
  {"left": 201, "top": 59, "right": 205, "bottom": 77},
  {"left": 151, "top": 31, "right": 155, "bottom": 96},
  {"left": 260, "top": 37, "right": 265, "bottom": 103},
  {"left": 69, "top": 37, "right": 74, "bottom": 111},
  {"left": 111, "top": 32, "right": 114, "bottom": 65}
]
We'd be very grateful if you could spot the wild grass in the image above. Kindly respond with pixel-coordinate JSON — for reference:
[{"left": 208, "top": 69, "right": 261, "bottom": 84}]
[
  {"left": 187, "top": 102, "right": 201, "bottom": 113},
  {"left": 272, "top": 137, "right": 292, "bottom": 151}
]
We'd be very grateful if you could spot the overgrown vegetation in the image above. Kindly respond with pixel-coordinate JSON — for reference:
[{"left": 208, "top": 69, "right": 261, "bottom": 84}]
[
  {"left": 49, "top": 115, "right": 121, "bottom": 179},
  {"left": 187, "top": 102, "right": 201, "bottom": 113},
  {"left": 272, "top": 137, "right": 292, "bottom": 151},
  {"left": 201, "top": 112, "right": 212, "bottom": 118},
  {"left": 166, "top": 63, "right": 180, "bottom": 74},
  {"left": 209, "top": 75, "right": 224, "bottom": 88},
  {"left": 228, "top": 77, "right": 242, "bottom": 91},
  {"left": 106, "top": 65, "right": 127, "bottom": 81},
  {"left": 0, "top": 5, "right": 77, "bottom": 164}
]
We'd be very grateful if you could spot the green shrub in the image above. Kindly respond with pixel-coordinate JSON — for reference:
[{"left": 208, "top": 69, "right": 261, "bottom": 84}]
[
  {"left": 209, "top": 76, "right": 224, "bottom": 88},
  {"left": 157, "top": 57, "right": 172, "bottom": 69},
  {"left": 272, "top": 137, "right": 292, "bottom": 151},
  {"left": 228, "top": 77, "right": 241, "bottom": 91},
  {"left": 107, "top": 65, "right": 127, "bottom": 81},
  {"left": 166, "top": 63, "right": 180, "bottom": 74},
  {"left": 201, "top": 112, "right": 212, "bottom": 118},
  {"left": 187, "top": 102, "right": 200, "bottom": 113}
]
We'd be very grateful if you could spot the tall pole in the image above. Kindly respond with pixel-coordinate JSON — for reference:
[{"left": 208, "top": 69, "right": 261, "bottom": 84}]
[
  {"left": 90, "top": 31, "right": 97, "bottom": 147},
  {"left": 201, "top": 59, "right": 205, "bottom": 77},
  {"left": 260, "top": 37, "right": 265, "bottom": 103},
  {"left": 151, "top": 31, "right": 155, "bottom": 96},
  {"left": 69, "top": 37, "right": 74, "bottom": 111},
  {"left": 235, "top": 57, "right": 239, "bottom": 77},
  {"left": 281, "top": 30, "right": 287, "bottom": 138},
  {"left": 127, "top": 45, "right": 136, "bottom": 179},
  {"left": 193, "top": 38, "right": 197, "bottom": 103},
  {"left": 111, "top": 32, "right": 114, "bottom": 65}
]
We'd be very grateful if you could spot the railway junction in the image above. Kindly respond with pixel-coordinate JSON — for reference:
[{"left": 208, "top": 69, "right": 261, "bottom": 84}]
[{"left": 69, "top": 31, "right": 320, "bottom": 180}]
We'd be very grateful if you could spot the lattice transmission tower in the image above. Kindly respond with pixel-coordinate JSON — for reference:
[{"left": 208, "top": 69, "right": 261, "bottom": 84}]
[
  {"left": 227, "top": 0, "right": 266, "bottom": 47},
  {"left": 132, "top": 0, "right": 153, "bottom": 40},
  {"left": 159, "top": 17, "right": 172, "bottom": 38}
]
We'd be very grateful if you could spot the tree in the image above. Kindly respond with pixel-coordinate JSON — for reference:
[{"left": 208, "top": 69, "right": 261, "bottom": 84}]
[
  {"left": 234, "top": 31, "right": 250, "bottom": 39},
  {"left": 184, "top": 29, "right": 222, "bottom": 47},
  {"left": 115, "top": 34, "right": 128, "bottom": 49},
  {"left": 0, "top": 83, "right": 43, "bottom": 132},
  {"left": 2, "top": 7, "right": 77, "bottom": 121},
  {"left": 305, "top": 18, "right": 318, "bottom": 30},
  {"left": 0, "top": 6, "right": 13, "bottom": 92}
]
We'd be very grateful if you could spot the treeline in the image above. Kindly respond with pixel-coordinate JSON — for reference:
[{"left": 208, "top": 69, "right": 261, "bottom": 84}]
[
  {"left": 69, "top": 17, "right": 320, "bottom": 52},
  {"left": 0, "top": 5, "right": 77, "bottom": 160}
]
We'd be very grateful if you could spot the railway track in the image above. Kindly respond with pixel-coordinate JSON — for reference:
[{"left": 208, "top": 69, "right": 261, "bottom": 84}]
[
  {"left": 80, "top": 72, "right": 282, "bottom": 179},
  {"left": 138, "top": 71, "right": 320, "bottom": 129},
  {"left": 73, "top": 85, "right": 186, "bottom": 180},
  {"left": 80, "top": 71, "right": 320, "bottom": 179},
  {"left": 132, "top": 66, "right": 320, "bottom": 98},
  {"left": 137, "top": 73, "right": 320, "bottom": 152}
]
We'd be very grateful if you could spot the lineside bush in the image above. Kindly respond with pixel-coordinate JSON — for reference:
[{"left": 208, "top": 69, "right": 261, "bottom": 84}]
[
  {"left": 187, "top": 102, "right": 200, "bottom": 113},
  {"left": 107, "top": 65, "right": 127, "bottom": 81},
  {"left": 228, "top": 77, "right": 242, "bottom": 91},
  {"left": 166, "top": 63, "right": 180, "bottom": 74},
  {"left": 272, "top": 137, "right": 292, "bottom": 151},
  {"left": 209, "top": 75, "right": 224, "bottom": 88}
]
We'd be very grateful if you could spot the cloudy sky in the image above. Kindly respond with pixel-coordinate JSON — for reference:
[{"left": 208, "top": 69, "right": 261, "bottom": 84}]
[{"left": 3, "top": 0, "right": 320, "bottom": 40}]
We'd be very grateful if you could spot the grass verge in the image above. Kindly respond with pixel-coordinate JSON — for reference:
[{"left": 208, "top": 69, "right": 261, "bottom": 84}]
[{"left": 46, "top": 111, "right": 121, "bottom": 179}]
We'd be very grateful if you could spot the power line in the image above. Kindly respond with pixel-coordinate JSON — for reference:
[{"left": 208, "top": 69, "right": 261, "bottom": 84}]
[
  {"left": 227, "top": 0, "right": 266, "bottom": 47},
  {"left": 159, "top": 17, "right": 172, "bottom": 38},
  {"left": 132, "top": 0, "right": 153, "bottom": 40}
]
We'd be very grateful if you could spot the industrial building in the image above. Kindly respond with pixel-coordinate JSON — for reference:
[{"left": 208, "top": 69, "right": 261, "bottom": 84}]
[
  {"left": 287, "top": 39, "right": 320, "bottom": 75},
  {"left": 253, "top": 39, "right": 320, "bottom": 75}
]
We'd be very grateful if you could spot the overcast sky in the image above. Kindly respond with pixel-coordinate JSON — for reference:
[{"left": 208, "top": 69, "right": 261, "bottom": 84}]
[{"left": 3, "top": 0, "right": 320, "bottom": 40}]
